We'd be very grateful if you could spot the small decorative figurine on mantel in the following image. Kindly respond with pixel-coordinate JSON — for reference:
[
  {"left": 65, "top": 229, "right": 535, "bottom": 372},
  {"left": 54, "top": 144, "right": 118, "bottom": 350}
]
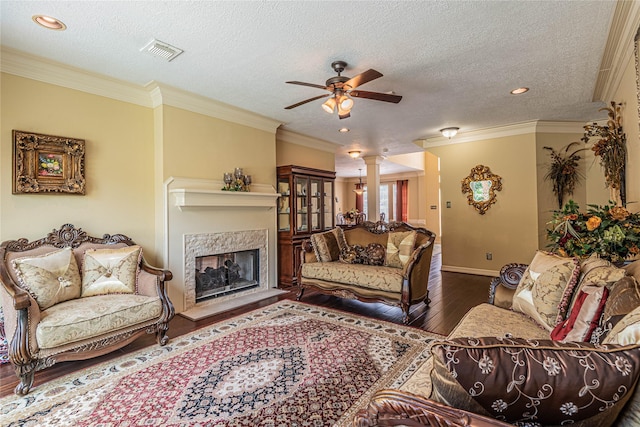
[{"left": 222, "top": 168, "right": 251, "bottom": 192}]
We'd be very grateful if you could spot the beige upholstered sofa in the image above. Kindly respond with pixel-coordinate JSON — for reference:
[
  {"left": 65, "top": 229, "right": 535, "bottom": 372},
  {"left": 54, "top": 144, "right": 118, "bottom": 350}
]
[
  {"left": 0, "top": 224, "right": 174, "bottom": 395},
  {"left": 297, "top": 221, "right": 436, "bottom": 324},
  {"left": 356, "top": 253, "right": 640, "bottom": 426}
]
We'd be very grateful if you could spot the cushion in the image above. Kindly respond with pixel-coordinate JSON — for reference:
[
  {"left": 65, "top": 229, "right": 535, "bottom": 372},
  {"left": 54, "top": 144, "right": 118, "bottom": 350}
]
[
  {"left": 12, "top": 247, "right": 82, "bottom": 310},
  {"left": 603, "top": 305, "right": 640, "bottom": 346},
  {"left": 301, "top": 262, "right": 404, "bottom": 293},
  {"left": 82, "top": 245, "right": 142, "bottom": 297},
  {"left": 625, "top": 259, "right": 640, "bottom": 282},
  {"left": 385, "top": 230, "right": 417, "bottom": 268},
  {"left": 339, "top": 243, "right": 385, "bottom": 266},
  {"left": 591, "top": 276, "right": 640, "bottom": 344},
  {"left": 551, "top": 285, "right": 608, "bottom": 342},
  {"left": 430, "top": 336, "right": 640, "bottom": 425},
  {"left": 512, "top": 251, "right": 580, "bottom": 330},
  {"left": 309, "top": 227, "right": 347, "bottom": 262}
]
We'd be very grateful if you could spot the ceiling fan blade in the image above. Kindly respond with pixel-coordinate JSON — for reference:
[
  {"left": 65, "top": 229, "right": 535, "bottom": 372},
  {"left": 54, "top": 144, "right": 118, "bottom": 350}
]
[
  {"left": 343, "top": 69, "right": 383, "bottom": 90},
  {"left": 349, "top": 90, "right": 402, "bottom": 103},
  {"left": 286, "top": 81, "right": 328, "bottom": 90},
  {"left": 339, "top": 112, "right": 351, "bottom": 120},
  {"left": 284, "top": 94, "right": 331, "bottom": 110}
]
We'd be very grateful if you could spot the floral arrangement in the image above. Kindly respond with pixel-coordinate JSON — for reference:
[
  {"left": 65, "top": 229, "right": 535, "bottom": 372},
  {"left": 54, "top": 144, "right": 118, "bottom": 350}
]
[
  {"left": 547, "top": 200, "right": 640, "bottom": 263},
  {"left": 543, "top": 142, "right": 586, "bottom": 209},
  {"left": 345, "top": 208, "right": 360, "bottom": 221},
  {"left": 581, "top": 101, "right": 627, "bottom": 206}
]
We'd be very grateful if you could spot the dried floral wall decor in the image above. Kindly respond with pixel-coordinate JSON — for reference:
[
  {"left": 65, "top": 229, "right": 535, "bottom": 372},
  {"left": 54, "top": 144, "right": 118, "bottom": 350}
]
[
  {"left": 12, "top": 130, "right": 86, "bottom": 194},
  {"left": 582, "top": 102, "right": 627, "bottom": 206},
  {"left": 543, "top": 142, "right": 586, "bottom": 209}
]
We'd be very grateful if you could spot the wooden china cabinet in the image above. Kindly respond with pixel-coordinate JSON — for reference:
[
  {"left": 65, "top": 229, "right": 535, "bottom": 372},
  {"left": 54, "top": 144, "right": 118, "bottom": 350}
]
[{"left": 277, "top": 165, "right": 336, "bottom": 287}]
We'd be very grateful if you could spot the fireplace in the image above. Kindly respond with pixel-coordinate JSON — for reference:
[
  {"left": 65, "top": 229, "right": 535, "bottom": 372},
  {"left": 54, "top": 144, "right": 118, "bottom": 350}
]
[{"left": 195, "top": 249, "right": 259, "bottom": 302}]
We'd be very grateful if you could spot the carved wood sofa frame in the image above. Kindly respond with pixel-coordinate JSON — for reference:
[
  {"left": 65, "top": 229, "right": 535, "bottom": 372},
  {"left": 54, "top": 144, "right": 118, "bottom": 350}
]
[
  {"left": 0, "top": 224, "right": 175, "bottom": 395},
  {"left": 297, "top": 221, "right": 436, "bottom": 324}
]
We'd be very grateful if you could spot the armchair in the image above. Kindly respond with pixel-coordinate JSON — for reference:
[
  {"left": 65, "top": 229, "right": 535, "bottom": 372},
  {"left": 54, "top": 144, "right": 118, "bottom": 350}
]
[{"left": 0, "top": 224, "right": 174, "bottom": 395}]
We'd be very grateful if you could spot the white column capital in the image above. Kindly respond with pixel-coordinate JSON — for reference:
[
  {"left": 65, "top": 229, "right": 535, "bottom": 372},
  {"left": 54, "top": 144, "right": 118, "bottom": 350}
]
[{"left": 363, "top": 155, "right": 385, "bottom": 165}]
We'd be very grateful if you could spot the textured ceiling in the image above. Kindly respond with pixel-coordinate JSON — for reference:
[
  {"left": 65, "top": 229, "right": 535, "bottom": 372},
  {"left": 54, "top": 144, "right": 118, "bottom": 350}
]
[{"left": 0, "top": 1, "right": 616, "bottom": 177}]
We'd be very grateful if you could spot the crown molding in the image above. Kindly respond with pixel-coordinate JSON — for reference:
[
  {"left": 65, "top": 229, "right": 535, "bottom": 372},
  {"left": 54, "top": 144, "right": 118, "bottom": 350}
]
[
  {"left": 276, "top": 128, "right": 340, "bottom": 153},
  {"left": 0, "top": 47, "right": 152, "bottom": 107},
  {"left": 146, "top": 82, "right": 281, "bottom": 134},
  {"left": 0, "top": 47, "right": 282, "bottom": 133},
  {"left": 593, "top": 0, "right": 640, "bottom": 102},
  {"left": 414, "top": 120, "right": 588, "bottom": 149}
]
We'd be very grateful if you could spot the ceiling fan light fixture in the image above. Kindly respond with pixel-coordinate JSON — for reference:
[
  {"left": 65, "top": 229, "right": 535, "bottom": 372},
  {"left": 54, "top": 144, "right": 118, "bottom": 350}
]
[
  {"left": 440, "top": 127, "right": 460, "bottom": 139},
  {"left": 348, "top": 150, "right": 361, "bottom": 159},
  {"left": 322, "top": 97, "right": 336, "bottom": 114},
  {"left": 339, "top": 94, "right": 354, "bottom": 110}
]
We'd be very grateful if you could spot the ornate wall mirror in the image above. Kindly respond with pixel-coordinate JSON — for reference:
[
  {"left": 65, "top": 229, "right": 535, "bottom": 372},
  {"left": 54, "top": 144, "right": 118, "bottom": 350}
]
[{"left": 461, "top": 165, "right": 503, "bottom": 215}]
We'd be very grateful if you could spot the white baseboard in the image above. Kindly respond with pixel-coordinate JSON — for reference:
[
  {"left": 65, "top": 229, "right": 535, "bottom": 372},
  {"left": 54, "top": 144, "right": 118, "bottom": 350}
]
[{"left": 441, "top": 265, "right": 499, "bottom": 277}]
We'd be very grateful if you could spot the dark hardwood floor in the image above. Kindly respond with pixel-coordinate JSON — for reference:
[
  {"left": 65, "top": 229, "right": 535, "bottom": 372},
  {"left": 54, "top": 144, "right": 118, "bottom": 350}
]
[{"left": 0, "top": 248, "right": 492, "bottom": 398}]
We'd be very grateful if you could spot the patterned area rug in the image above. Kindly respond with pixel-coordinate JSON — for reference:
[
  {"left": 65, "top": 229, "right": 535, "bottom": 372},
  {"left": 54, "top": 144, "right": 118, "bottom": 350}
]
[{"left": 1, "top": 301, "right": 440, "bottom": 426}]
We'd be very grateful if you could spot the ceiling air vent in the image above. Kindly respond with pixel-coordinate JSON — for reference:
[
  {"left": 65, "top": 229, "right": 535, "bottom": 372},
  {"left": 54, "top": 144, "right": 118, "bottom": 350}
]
[{"left": 140, "top": 39, "right": 183, "bottom": 62}]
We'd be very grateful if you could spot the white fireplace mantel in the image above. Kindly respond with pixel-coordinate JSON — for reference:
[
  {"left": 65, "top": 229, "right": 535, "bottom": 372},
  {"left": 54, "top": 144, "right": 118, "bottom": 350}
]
[{"left": 169, "top": 177, "right": 279, "bottom": 209}]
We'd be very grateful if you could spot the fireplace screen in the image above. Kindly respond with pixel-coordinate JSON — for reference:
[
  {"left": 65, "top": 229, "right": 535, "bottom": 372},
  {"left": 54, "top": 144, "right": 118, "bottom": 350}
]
[{"left": 195, "top": 249, "right": 259, "bottom": 301}]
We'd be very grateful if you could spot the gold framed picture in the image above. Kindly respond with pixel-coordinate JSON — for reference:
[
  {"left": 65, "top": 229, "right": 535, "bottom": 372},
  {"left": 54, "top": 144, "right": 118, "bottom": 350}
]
[
  {"left": 12, "top": 130, "right": 86, "bottom": 194},
  {"left": 461, "top": 164, "right": 502, "bottom": 215}
]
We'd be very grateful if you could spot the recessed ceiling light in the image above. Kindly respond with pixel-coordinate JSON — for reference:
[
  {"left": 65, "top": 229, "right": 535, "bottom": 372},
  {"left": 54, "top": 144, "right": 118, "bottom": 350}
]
[
  {"left": 338, "top": 128, "right": 350, "bottom": 133},
  {"left": 510, "top": 87, "right": 529, "bottom": 95},
  {"left": 32, "top": 15, "right": 66, "bottom": 31}
]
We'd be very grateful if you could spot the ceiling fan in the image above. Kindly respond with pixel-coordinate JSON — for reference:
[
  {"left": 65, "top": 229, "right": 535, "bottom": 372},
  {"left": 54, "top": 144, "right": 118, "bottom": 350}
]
[{"left": 284, "top": 60, "right": 402, "bottom": 119}]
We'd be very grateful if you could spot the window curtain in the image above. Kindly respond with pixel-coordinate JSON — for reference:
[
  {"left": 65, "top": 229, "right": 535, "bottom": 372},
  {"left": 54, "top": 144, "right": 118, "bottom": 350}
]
[
  {"left": 355, "top": 191, "right": 363, "bottom": 213},
  {"left": 396, "top": 180, "right": 408, "bottom": 222}
]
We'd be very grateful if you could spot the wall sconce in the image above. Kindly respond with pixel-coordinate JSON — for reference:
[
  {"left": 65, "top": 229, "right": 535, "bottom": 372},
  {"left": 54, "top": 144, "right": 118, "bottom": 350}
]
[
  {"left": 440, "top": 127, "right": 460, "bottom": 139},
  {"left": 348, "top": 150, "right": 361, "bottom": 159}
]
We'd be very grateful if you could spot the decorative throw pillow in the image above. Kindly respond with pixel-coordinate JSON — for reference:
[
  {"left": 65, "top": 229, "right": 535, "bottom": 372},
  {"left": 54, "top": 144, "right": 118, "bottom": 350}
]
[
  {"left": 603, "top": 305, "right": 640, "bottom": 346},
  {"left": 512, "top": 251, "right": 580, "bottom": 330},
  {"left": 364, "top": 243, "right": 386, "bottom": 266},
  {"left": 551, "top": 285, "right": 609, "bottom": 342},
  {"left": 310, "top": 227, "right": 347, "bottom": 262},
  {"left": 12, "top": 247, "right": 82, "bottom": 310},
  {"left": 82, "top": 245, "right": 142, "bottom": 297},
  {"left": 385, "top": 231, "right": 417, "bottom": 268},
  {"left": 591, "top": 277, "right": 640, "bottom": 344},
  {"left": 624, "top": 259, "right": 640, "bottom": 282},
  {"left": 430, "top": 336, "right": 640, "bottom": 425},
  {"left": 338, "top": 243, "right": 386, "bottom": 266}
]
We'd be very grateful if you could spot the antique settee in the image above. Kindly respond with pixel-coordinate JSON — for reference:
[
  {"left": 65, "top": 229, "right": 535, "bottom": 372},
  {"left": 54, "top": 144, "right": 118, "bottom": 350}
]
[
  {"left": 356, "top": 252, "right": 640, "bottom": 426},
  {"left": 0, "top": 224, "right": 175, "bottom": 395},
  {"left": 297, "top": 221, "right": 436, "bottom": 324}
]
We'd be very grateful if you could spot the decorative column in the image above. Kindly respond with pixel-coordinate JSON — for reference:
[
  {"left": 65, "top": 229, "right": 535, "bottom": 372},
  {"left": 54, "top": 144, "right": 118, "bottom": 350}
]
[{"left": 363, "top": 156, "right": 384, "bottom": 222}]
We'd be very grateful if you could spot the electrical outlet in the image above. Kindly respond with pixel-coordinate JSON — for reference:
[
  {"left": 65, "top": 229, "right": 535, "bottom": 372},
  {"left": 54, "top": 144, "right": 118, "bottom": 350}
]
[{"left": 486, "top": 252, "right": 492, "bottom": 261}]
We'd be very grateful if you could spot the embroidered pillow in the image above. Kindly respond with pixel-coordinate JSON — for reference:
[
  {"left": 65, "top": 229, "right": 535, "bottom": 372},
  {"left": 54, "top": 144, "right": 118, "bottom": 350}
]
[
  {"left": 512, "top": 251, "right": 580, "bottom": 330},
  {"left": 430, "top": 337, "right": 640, "bottom": 425},
  {"left": 385, "top": 231, "right": 417, "bottom": 268},
  {"left": 82, "top": 245, "right": 142, "bottom": 297},
  {"left": 12, "top": 247, "right": 81, "bottom": 310},
  {"left": 339, "top": 243, "right": 386, "bottom": 266},
  {"left": 309, "top": 227, "right": 347, "bottom": 262},
  {"left": 551, "top": 285, "right": 609, "bottom": 342}
]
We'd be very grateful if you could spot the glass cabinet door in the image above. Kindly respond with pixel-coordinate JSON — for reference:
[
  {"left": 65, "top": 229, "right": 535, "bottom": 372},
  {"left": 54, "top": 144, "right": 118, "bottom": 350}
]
[
  {"left": 310, "top": 178, "right": 322, "bottom": 232},
  {"left": 277, "top": 178, "right": 291, "bottom": 232},
  {"left": 295, "top": 176, "right": 309, "bottom": 233},
  {"left": 323, "top": 180, "right": 334, "bottom": 230}
]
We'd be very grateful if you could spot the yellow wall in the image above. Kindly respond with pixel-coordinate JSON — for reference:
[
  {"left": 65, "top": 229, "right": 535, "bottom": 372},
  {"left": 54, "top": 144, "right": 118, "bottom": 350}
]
[
  {"left": 1, "top": 73, "right": 157, "bottom": 259},
  {"left": 275, "top": 140, "right": 335, "bottom": 172},
  {"left": 424, "top": 151, "right": 441, "bottom": 239},
  {"left": 427, "top": 134, "right": 539, "bottom": 271},
  {"left": 615, "top": 53, "right": 639, "bottom": 211}
]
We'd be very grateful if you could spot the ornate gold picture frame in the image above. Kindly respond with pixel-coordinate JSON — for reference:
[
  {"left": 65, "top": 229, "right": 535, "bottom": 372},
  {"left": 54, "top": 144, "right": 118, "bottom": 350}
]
[
  {"left": 12, "top": 130, "right": 86, "bottom": 194},
  {"left": 461, "top": 165, "right": 502, "bottom": 215}
]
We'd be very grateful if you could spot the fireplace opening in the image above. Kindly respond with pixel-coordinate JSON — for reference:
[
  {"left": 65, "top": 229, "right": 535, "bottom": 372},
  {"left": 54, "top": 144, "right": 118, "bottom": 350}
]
[{"left": 195, "top": 249, "right": 259, "bottom": 302}]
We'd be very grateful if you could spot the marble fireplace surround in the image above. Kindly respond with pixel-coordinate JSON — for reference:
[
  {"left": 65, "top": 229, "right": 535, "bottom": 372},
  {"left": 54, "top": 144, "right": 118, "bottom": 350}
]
[{"left": 183, "top": 229, "right": 269, "bottom": 311}]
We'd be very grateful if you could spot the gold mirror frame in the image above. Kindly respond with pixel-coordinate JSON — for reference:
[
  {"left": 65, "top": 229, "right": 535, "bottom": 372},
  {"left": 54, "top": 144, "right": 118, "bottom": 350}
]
[
  {"left": 12, "top": 130, "right": 86, "bottom": 194},
  {"left": 461, "top": 165, "right": 502, "bottom": 215}
]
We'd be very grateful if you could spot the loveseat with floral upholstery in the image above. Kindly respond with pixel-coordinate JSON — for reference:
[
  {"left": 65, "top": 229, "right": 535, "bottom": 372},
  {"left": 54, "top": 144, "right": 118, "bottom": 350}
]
[
  {"left": 297, "top": 221, "right": 436, "bottom": 324},
  {"left": 0, "top": 224, "right": 174, "bottom": 395},
  {"left": 356, "top": 252, "right": 640, "bottom": 426}
]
